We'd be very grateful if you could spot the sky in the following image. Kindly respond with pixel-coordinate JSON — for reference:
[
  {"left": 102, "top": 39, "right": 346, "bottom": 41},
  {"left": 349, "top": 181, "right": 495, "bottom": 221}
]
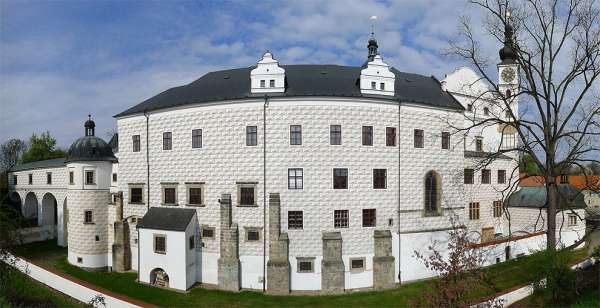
[{"left": 0, "top": 0, "right": 499, "bottom": 148}]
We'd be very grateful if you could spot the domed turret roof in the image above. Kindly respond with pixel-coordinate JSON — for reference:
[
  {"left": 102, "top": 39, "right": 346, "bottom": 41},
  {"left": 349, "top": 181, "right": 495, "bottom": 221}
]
[{"left": 65, "top": 115, "right": 117, "bottom": 163}]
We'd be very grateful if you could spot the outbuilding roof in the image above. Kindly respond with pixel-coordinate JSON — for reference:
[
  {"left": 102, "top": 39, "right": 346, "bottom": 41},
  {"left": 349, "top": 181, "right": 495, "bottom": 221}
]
[
  {"left": 506, "top": 184, "right": 587, "bottom": 209},
  {"left": 10, "top": 157, "right": 66, "bottom": 172},
  {"left": 115, "top": 65, "right": 463, "bottom": 117},
  {"left": 137, "top": 207, "right": 196, "bottom": 232}
]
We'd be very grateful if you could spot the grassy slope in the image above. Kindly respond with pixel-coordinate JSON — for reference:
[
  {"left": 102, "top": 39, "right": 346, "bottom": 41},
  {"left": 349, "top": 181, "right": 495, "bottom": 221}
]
[{"left": 12, "top": 240, "right": 589, "bottom": 308}]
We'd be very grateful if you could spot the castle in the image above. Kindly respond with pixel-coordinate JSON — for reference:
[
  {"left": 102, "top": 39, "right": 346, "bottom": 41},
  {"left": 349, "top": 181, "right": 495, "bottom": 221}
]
[{"left": 7, "top": 25, "right": 587, "bottom": 293}]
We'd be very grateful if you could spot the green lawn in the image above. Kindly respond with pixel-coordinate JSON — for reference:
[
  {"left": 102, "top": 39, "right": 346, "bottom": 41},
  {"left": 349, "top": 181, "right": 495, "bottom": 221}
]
[
  {"left": 0, "top": 265, "right": 83, "bottom": 307},
  {"left": 11, "top": 240, "right": 590, "bottom": 308}
]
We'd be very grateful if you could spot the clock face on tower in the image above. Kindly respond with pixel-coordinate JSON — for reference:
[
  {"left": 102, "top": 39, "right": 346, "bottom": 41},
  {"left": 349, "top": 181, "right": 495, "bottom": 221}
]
[{"left": 501, "top": 67, "right": 516, "bottom": 83}]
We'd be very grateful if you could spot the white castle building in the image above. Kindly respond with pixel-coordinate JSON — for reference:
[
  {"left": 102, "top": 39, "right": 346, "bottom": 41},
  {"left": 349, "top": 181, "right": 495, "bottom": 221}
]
[{"left": 7, "top": 27, "right": 587, "bottom": 293}]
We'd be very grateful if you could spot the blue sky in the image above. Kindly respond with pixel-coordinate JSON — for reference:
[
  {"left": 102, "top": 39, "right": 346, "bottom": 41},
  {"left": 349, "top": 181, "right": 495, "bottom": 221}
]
[{"left": 1, "top": 0, "right": 496, "bottom": 148}]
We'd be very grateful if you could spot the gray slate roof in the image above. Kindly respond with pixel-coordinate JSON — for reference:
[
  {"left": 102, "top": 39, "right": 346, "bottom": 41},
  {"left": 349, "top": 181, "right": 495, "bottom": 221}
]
[
  {"left": 108, "top": 133, "right": 118, "bottom": 153},
  {"left": 507, "top": 184, "right": 587, "bottom": 209},
  {"left": 65, "top": 136, "right": 118, "bottom": 163},
  {"left": 116, "top": 65, "right": 463, "bottom": 117},
  {"left": 10, "top": 157, "right": 66, "bottom": 172},
  {"left": 137, "top": 207, "right": 196, "bottom": 232}
]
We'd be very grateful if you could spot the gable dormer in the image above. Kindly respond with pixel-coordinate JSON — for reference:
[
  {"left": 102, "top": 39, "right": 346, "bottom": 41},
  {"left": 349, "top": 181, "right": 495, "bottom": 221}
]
[
  {"left": 250, "top": 51, "right": 285, "bottom": 94},
  {"left": 360, "top": 54, "right": 395, "bottom": 96}
]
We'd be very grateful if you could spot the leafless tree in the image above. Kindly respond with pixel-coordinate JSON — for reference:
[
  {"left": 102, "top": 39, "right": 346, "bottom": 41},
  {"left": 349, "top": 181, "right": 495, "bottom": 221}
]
[{"left": 450, "top": 0, "right": 600, "bottom": 251}]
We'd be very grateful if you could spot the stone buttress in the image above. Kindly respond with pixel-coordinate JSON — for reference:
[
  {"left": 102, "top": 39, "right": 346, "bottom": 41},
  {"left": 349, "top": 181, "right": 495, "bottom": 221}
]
[
  {"left": 321, "top": 232, "right": 344, "bottom": 293},
  {"left": 217, "top": 194, "right": 240, "bottom": 291},
  {"left": 112, "top": 192, "right": 131, "bottom": 272},
  {"left": 373, "top": 230, "right": 395, "bottom": 289},
  {"left": 266, "top": 193, "right": 290, "bottom": 294}
]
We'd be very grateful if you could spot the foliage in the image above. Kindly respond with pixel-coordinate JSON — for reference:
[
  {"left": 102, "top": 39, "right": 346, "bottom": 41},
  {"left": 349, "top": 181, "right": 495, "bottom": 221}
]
[
  {"left": 0, "top": 138, "right": 26, "bottom": 173},
  {"left": 0, "top": 195, "right": 24, "bottom": 304},
  {"left": 587, "top": 162, "right": 600, "bottom": 175},
  {"left": 519, "top": 154, "right": 540, "bottom": 175},
  {"left": 412, "top": 217, "right": 503, "bottom": 308},
  {"left": 531, "top": 251, "right": 576, "bottom": 305},
  {"left": 21, "top": 131, "right": 66, "bottom": 164}
]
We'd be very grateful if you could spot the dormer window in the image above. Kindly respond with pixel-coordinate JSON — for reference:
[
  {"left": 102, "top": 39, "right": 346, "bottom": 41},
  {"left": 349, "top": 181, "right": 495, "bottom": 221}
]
[
  {"left": 483, "top": 107, "right": 490, "bottom": 116},
  {"left": 251, "top": 52, "right": 285, "bottom": 93},
  {"left": 360, "top": 54, "right": 395, "bottom": 96},
  {"left": 371, "top": 81, "right": 376, "bottom": 89},
  {"left": 269, "top": 80, "right": 275, "bottom": 87},
  {"left": 380, "top": 83, "right": 385, "bottom": 90},
  {"left": 260, "top": 80, "right": 265, "bottom": 88},
  {"left": 467, "top": 104, "right": 473, "bottom": 112}
]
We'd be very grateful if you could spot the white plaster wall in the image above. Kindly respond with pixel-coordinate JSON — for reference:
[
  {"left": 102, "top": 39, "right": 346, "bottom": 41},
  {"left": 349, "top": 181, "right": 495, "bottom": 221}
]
[
  {"left": 289, "top": 256, "right": 322, "bottom": 290},
  {"left": 67, "top": 251, "right": 108, "bottom": 268},
  {"left": 240, "top": 255, "right": 263, "bottom": 289}
]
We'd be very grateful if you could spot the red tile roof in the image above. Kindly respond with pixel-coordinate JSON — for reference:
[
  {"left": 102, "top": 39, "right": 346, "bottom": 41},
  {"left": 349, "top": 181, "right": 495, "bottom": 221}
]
[{"left": 519, "top": 173, "right": 600, "bottom": 190}]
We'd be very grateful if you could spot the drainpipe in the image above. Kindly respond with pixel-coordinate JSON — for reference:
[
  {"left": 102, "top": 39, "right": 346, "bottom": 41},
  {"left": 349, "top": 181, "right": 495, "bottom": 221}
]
[
  {"left": 144, "top": 110, "right": 150, "bottom": 210},
  {"left": 397, "top": 101, "right": 402, "bottom": 283},
  {"left": 262, "top": 94, "right": 268, "bottom": 292}
]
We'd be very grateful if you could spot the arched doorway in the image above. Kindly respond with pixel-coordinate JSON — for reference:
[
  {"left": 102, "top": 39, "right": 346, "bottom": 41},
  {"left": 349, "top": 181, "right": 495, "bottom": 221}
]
[
  {"left": 23, "top": 192, "right": 39, "bottom": 226},
  {"left": 41, "top": 193, "right": 58, "bottom": 226},
  {"left": 150, "top": 268, "right": 169, "bottom": 288}
]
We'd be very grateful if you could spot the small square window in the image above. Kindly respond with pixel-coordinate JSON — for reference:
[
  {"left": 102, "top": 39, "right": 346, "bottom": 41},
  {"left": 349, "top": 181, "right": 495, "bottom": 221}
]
[
  {"left": 77, "top": 257, "right": 82, "bottom": 263},
  {"left": 475, "top": 137, "right": 483, "bottom": 152},
  {"left": 362, "top": 209, "right": 376, "bottom": 227},
  {"left": 12, "top": 175, "right": 17, "bottom": 185},
  {"left": 192, "top": 129, "right": 202, "bottom": 148},
  {"left": 288, "top": 211, "right": 303, "bottom": 230},
  {"left": 154, "top": 235, "right": 166, "bottom": 254},
  {"left": 163, "top": 187, "right": 177, "bottom": 205},
  {"left": 260, "top": 80, "right": 265, "bottom": 88},
  {"left": 84, "top": 210, "right": 93, "bottom": 224},
  {"left": 132, "top": 135, "right": 141, "bottom": 152},
  {"left": 373, "top": 169, "right": 386, "bottom": 189},
  {"left": 269, "top": 79, "right": 275, "bottom": 87},
  {"left": 481, "top": 169, "right": 491, "bottom": 184},
  {"left": 130, "top": 187, "right": 143, "bottom": 204},
  {"left": 189, "top": 236, "right": 195, "bottom": 250},
  {"left": 493, "top": 201, "right": 503, "bottom": 218},
  {"left": 350, "top": 258, "right": 365, "bottom": 272},
  {"left": 290, "top": 125, "right": 302, "bottom": 145},
  {"left": 288, "top": 168, "right": 303, "bottom": 190},
  {"left": 386, "top": 127, "right": 396, "bottom": 146},
  {"left": 246, "top": 228, "right": 260, "bottom": 242},
  {"left": 469, "top": 202, "right": 480, "bottom": 220},
  {"left": 162, "top": 132, "right": 172, "bottom": 150},
  {"left": 330, "top": 125, "right": 342, "bottom": 145},
  {"left": 568, "top": 214, "right": 577, "bottom": 226},
  {"left": 380, "top": 82, "right": 385, "bottom": 90},
  {"left": 441, "top": 132, "right": 450, "bottom": 150},
  {"left": 239, "top": 185, "right": 256, "bottom": 206},
  {"left": 371, "top": 81, "right": 376, "bottom": 89},
  {"left": 85, "top": 171, "right": 95, "bottom": 185},
  {"left": 202, "top": 226, "right": 215, "bottom": 239},
  {"left": 334, "top": 210, "right": 349, "bottom": 228},
  {"left": 95, "top": 235, "right": 100, "bottom": 241},
  {"left": 69, "top": 171, "right": 74, "bottom": 185},
  {"left": 464, "top": 169, "right": 474, "bottom": 184},
  {"left": 483, "top": 107, "right": 490, "bottom": 116},
  {"left": 297, "top": 258, "right": 315, "bottom": 273},
  {"left": 188, "top": 187, "right": 203, "bottom": 205},
  {"left": 498, "top": 170, "right": 506, "bottom": 184},
  {"left": 467, "top": 104, "right": 473, "bottom": 112},
  {"left": 112, "top": 173, "right": 117, "bottom": 182}
]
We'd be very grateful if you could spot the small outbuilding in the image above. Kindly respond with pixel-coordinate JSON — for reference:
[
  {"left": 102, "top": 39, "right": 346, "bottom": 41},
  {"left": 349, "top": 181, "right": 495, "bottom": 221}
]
[{"left": 137, "top": 207, "right": 198, "bottom": 291}]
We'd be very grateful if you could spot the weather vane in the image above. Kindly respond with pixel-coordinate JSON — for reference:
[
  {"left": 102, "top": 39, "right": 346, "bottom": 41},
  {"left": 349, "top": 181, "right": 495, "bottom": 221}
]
[{"left": 370, "top": 15, "right": 378, "bottom": 35}]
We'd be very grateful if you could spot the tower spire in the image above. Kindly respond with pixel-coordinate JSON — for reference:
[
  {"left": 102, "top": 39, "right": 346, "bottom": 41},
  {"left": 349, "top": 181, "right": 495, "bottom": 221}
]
[
  {"left": 84, "top": 114, "right": 96, "bottom": 136},
  {"left": 499, "top": 9, "right": 517, "bottom": 64},
  {"left": 367, "top": 15, "right": 379, "bottom": 61}
]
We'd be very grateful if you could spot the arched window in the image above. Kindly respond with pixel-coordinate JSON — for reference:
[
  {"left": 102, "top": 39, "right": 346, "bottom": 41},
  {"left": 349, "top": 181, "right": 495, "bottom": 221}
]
[{"left": 424, "top": 171, "right": 440, "bottom": 215}]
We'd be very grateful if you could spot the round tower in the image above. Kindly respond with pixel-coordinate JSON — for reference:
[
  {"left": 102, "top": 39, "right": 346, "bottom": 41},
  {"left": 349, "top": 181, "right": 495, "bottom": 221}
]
[{"left": 66, "top": 115, "right": 117, "bottom": 268}]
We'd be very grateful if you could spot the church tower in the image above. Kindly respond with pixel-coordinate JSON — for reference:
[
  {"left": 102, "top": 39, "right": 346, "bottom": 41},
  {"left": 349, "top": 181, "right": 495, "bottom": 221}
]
[{"left": 498, "top": 11, "right": 519, "bottom": 100}]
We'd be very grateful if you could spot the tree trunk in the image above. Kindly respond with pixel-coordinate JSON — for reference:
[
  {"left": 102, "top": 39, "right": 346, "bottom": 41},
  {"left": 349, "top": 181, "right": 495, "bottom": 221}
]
[{"left": 546, "top": 178, "right": 558, "bottom": 251}]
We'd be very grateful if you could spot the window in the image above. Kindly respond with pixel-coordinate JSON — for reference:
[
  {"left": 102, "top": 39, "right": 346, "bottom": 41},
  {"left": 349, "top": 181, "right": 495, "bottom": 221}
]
[
  {"left": 202, "top": 226, "right": 215, "bottom": 239},
  {"left": 189, "top": 236, "right": 195, "bottom": 250},
  {"left": 239, "top": 185, "right": 256, "bottom": 205},
  {"left": 246, "top": 228, "right": 260, "bottom": 241},
  {"left": 28, "top": 174, "right": 32, "bottom": 185},
  {"left": 425, "top": 171, "right": 440, "bottom": 215},
  {"left": 568, "top": 214, "right": 577, "bottom": 226},
  {"left": 483, "top": 107, "right": 490, "bottom": 116},
  {"left": 290, "top": 125, "right": 302, "bottom": 145},
  {"left": 373, "top": 169, "right": 387, "bottom": 189},
  {"left": 95, "top": 235, "right": 99, "bottom": 241},
  {"left": 12, "top": 175, "right": 17, "bottom": 185},
  {"left": 269, "top": 79, "right": 275, "bottom": 87},
  {"left": 84, "top": 210, "right": 93, "bottom": 224},
  {"left": 288, "top": 168, "right": 303, "bottom": 190},
  {"left": 112, "top": 173, "right": 117, "bottom": 182},
  {"left": 414, "top": 129, "right": 424, "bottom": 148},
  {"left": 246, "top": 126, "right": 257, "bottom": 146},
  {"left": 163, "top": 132, "right": 172, "bottom": 150},
  {"left": 330, "top": 125, "right": 341, "bottom": 145},
  {"left": 475, "top": 137, "right": 483, "bottom": 152},
  {"left": 46, "top": 172, "right": 52, "bottom": 185},
  {"left": 362, "top": 126, "right": 373, "bottom": 146},
  {"left": 350, "top": 258, "right": 365, "bottom": 272},
  {"left": 334, "top": 210, "right": 349, "bottom": 228},
  {"left": 502, "top": 133, "right": 516, "bottom": 149},
  {"left": 481, "top": 169, "right": 491, "bottom": 184},
  {"left": 85, "top": 171, "right": 95, "bottom": 185},
  {"left": 77, "top": 257, "right": 82, "bottom": 263},
  {"left": 371, "top": 81, "right": 376, "bottom": 89},
  {"left": 260, "top": 80, "right": 265, "bottom": 88},
  {"left": 333, "top": 168, "right": 348, "bottom": 189},
  {"left": 469, "top": 202, "right": 480, "bottom": 220},
  {"left": 441, "top": 132, "right": 450, "bottom": 150},
  {"left": 132, "top": 135, "right": 141, "bottom": 152},
  {"left": 467, "top": 104, "right": 473, "bottom": 112},
  {"left": 498, "top": 170, "right": 506, "bottom": 184},
  {"left": 493, "top": 201, "right": 503, "bottom": 218},
  {"left": 297, "top": 258, "right": 315, "bottom": 273},
  {"left": 188, "top": 187, "right": 203, "bottom": 205},
  {"left": 154, "top": 235, "right": 166, "bottom": 254},
  {"left": 69, "top": 172, "right": 74, "bottom": 185},
  {"left": 561, "top": 175, "right": 569, "bottom": 184},
  {"left": 130, "top": 187, "right": 143, "bottom": 204},
  {"left": 380, "top": 82, "right": 385, "bottom": 90},
  {"left": 288, "top": 211, "right": 303, "bottom": 230},
  {"left": 192, "top": 129, "right": 202, "bottom": 148},
  {"left": 362, "top": 209, "right": 376, "bottom": 227},
  {"left": 386, "top": 127, "right": 396, "bottom": 146},
  {"left": 162, "top": 186, "right": 177, "bottom": 205},
  {"left": 464, "top": 169, "right": 474, "bottom": 184}
]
